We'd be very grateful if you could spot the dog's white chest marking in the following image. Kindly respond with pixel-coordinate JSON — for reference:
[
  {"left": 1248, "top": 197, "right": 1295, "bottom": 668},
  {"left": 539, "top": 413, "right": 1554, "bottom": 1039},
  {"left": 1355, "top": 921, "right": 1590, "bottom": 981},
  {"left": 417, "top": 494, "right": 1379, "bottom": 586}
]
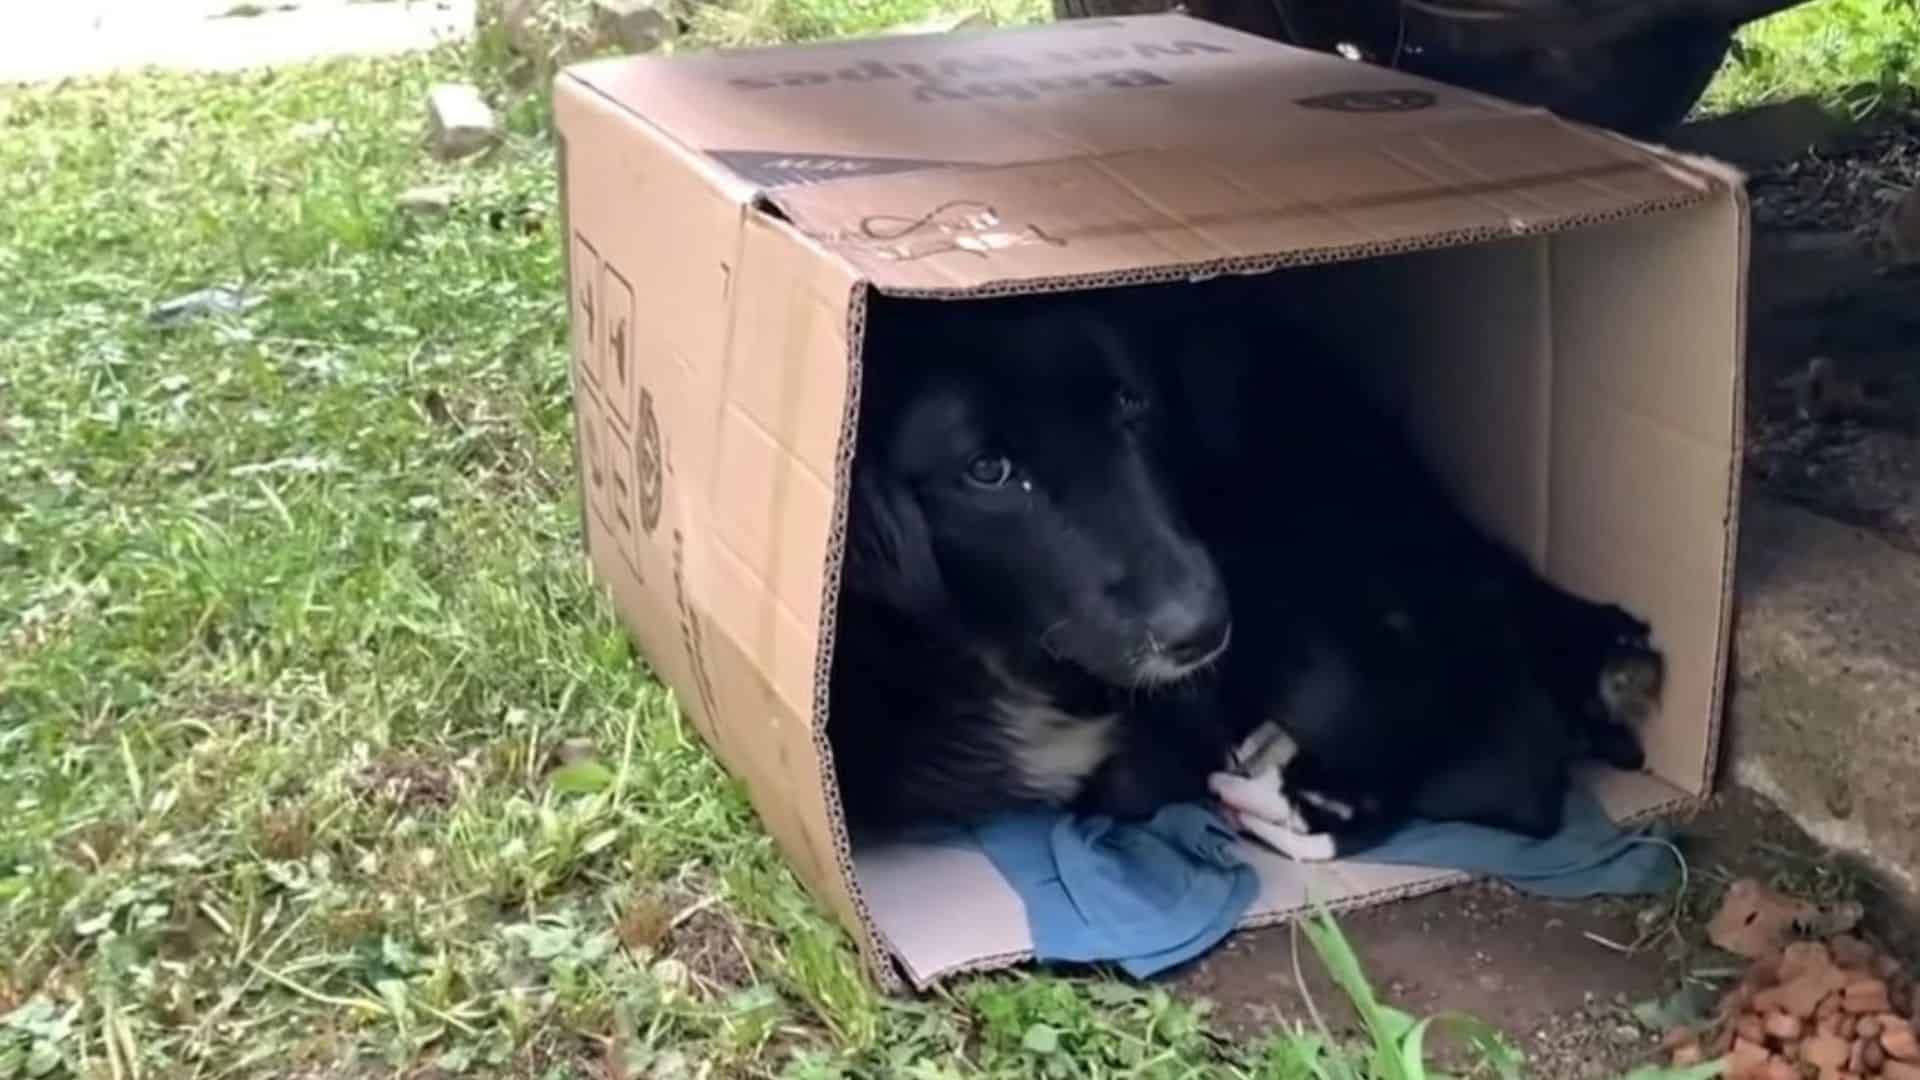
[{"left": 993, "top": 698, "right": 1117, "bottom": 802}]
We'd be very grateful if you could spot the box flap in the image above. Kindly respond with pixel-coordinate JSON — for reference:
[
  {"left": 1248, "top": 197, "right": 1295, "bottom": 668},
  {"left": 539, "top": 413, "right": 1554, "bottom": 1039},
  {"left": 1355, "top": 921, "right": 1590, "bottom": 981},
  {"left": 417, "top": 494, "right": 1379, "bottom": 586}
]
[
  {"left": 760, "top": 111, "right": 1725, "bottom": 294},
  {"left": 561, "top": 14, "right": 1529, "bottom": 195}
]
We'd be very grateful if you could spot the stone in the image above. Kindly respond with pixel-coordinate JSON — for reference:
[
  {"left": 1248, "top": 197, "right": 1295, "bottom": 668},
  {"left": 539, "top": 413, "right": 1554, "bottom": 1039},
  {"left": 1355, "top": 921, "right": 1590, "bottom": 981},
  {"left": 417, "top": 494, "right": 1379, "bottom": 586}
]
[
  {"left": 497, "top": 0, "right": 541, "bottom": 55},
  {"left": 1667, "top": 96, "right": 1858, "bottom": 170},
  {"left": 1848, "top": 980, "right": 1893, "bottom": 1015},
  {"left": 1780, "top": 971, "right": 1853, "bottom": 1020},
  {"left": 1884, "top": 1022, "right": 1920, "bottom": 1062},
  {"left": 1769, "top": 1012, "right": 1809, "bottom": 1042},
  {"left": 880, "top": 9, "right": 992, "bottom": 34},
  {"left": 1767, "top": 1057, "right": 1805, "bottom": 1080},
  {"left": 1831, "top": 936, "right": 1878, "bottom": 973},
  {"left": 425, "top": 83, "right": 499, "bottom": 162},
  {"left": 1867, "top": 1041, "right": 1887, "bottom": 1071},
  {"left": 1734, "top": 1037, "right": 1775, "bottom": 1076},
  {"left": 1741, "top": 1014, "right": 1770, "bottom": 1045},
  {"left": 1878, "top": 185, "right": 1920, "bottom": 268},
  {"left": 1886, "top": 1062, "right": 1920, "bottom": 1080},
  {"left": 593, "top": 0, "right": 675, "bottom": 54},
  {"left": 1786, "top": 943, "right": 1840, "bottom": 981},
  {"left": 397, "top": 185, "right": 457, "bottom": 215},
  {"left": 1712, "top": 883, "right": 1846, "bottom": 960},
  {"left": 1806, "top": 1034, "right": 1853, "bottom": 1068},
  {"left": 1672, "top": 1043, "right": 1704, "bottom": 1067},
  {"left": 148, "top": 285, "right": 264, "bottom": 327}
]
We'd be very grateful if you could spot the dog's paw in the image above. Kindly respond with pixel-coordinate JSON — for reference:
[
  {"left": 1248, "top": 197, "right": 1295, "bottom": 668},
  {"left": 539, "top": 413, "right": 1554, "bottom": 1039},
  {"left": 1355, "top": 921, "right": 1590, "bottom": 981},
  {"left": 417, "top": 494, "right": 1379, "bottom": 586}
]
[
  {"left": 1209, "top": 767, "right": 1311, "bottom": 832},
  {"left": 1208, "top": 765, "right": 1338, "bottom": 863},
  {"left": 1230, "top": 808, "right": 1338, "bottom": 862}
]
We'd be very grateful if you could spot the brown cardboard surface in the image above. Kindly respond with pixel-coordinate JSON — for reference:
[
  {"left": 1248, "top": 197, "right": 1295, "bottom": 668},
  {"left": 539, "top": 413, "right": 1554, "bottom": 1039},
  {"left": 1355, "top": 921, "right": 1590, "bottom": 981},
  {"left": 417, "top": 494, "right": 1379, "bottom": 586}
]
[
  {"left": 563, "top": 15, "right": 1520, "bottom": 192},
  {"left": 554, "top": 14, "right": 1748, "bottom": 990}
]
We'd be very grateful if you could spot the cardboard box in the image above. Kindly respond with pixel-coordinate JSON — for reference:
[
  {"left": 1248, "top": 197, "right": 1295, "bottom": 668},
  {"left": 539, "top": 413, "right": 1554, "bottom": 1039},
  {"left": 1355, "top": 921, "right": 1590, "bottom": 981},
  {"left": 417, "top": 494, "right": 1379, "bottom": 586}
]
[{"left": 552, "top": 14, "right": 1747, "bottom": 990}]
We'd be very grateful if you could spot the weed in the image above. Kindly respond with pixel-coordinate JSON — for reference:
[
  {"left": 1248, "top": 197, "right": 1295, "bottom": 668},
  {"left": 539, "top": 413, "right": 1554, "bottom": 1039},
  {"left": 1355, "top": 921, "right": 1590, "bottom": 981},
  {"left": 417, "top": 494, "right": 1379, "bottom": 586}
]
[{"left": 1703, "top": 0, "right": 1920, "bottom": 114}]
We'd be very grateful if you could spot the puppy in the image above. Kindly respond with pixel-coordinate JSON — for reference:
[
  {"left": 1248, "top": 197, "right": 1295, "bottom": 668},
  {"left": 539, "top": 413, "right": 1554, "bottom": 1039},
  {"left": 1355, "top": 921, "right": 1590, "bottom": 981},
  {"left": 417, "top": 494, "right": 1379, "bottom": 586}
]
[
  {"left": 1145, "top": 280, "right": 1666, "bottom": 858},
  {"left": 826, "top": 291, "right": 1237, "bottom": 836}
]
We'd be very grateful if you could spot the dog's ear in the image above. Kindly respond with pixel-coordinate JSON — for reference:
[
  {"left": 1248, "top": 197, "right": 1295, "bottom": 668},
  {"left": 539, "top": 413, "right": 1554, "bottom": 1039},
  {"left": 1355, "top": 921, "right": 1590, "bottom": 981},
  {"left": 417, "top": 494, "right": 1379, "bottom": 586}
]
[{"left": 844, "top": 465, "right": 948, "bottom": 619}]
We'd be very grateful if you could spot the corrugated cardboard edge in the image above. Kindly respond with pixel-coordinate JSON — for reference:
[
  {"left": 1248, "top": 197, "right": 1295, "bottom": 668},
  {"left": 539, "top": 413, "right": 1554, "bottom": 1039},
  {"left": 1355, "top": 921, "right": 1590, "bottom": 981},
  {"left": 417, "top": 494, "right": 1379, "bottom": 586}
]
[
  {"left": 1650, "top": 145, "right": 1750, "bottom": 801},
  {"left": 794, "top": 137, "right": 1747, "bottom": 993},
  {"left": 777, "top": 191, "right": 1722, "bottom": 305}
]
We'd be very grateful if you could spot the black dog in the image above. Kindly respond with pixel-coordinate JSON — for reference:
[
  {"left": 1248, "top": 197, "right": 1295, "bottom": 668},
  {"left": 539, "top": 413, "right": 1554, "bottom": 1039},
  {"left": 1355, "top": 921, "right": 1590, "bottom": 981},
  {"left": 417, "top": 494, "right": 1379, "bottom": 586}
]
[
  {"left": 826, "top": 292, "right": 1238, "bottom": 836},
  {"left": 827, "top": 278, "right": 1664, "bottom": 857},
  {"left": 1144, "top": 278, "right": 1664, "bottom": 856}
]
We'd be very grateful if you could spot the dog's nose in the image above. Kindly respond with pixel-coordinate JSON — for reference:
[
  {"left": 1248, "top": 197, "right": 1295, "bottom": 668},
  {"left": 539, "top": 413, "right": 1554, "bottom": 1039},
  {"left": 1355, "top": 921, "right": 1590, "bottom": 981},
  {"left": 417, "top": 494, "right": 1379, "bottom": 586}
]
[{"left": 1146, "top": 585, "right": 1232, "bottom": 666}]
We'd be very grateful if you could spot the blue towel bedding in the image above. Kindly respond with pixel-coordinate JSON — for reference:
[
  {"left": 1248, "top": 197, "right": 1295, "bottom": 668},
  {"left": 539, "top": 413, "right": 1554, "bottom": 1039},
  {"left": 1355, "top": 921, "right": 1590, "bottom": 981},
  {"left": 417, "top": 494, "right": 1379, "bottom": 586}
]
[{"left": 934, "top": 785, "right": 1677, "bottom": 978}]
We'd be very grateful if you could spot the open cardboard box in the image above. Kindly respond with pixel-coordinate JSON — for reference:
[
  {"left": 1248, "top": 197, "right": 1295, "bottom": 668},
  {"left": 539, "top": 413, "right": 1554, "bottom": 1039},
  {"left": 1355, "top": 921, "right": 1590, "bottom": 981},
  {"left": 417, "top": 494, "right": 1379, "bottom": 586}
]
[{"left": 551, "top": 13, "right": 1748, "bottom": 991}]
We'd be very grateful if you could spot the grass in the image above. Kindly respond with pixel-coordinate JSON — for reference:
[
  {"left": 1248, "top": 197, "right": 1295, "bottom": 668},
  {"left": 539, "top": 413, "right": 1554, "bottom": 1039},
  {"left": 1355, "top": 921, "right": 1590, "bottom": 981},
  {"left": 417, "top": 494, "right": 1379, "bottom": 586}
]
[
  {"left": 1702, "top": 0, "right": 1920, "bottom": 114},
  {"left": 0, "top": 38, "right": 1566, "bottom": 1080},
  {"left": 8, "top": 0, "right": 1906, "bottom": 1070}
]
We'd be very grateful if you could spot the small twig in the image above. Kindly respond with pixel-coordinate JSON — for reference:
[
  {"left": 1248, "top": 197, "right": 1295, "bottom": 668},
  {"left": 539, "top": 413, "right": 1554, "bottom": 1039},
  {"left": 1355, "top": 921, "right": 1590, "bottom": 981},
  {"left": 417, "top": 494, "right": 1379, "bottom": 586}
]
[
  {"left": 245, "top": 959, "right": 377, "bottom": 1012},
  {"left": 1289, "top": 918, "right": 1335, "bottom": 1046},
  {"left": 1582, "top": 836, "right": 1692, "bottom": 956},
  {"left": 670, "top": 894, "right": 721, "bottom": 931}
]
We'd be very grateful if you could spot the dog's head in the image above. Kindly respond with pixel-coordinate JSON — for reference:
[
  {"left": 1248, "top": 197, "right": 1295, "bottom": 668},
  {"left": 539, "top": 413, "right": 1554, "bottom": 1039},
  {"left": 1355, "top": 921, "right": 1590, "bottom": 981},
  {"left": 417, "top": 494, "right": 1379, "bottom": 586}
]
[{"left": 845, "top": 292, "right": 1231, "bottom": 689}]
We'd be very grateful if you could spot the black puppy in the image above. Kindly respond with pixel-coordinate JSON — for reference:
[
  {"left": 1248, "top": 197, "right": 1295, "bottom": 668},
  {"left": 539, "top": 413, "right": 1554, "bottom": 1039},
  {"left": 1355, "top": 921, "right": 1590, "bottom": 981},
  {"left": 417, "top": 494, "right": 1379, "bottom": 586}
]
[
  {"left": 826, "top": 292, "right": 1238, "bottom": 836},
  {"left": 1145, "top": 279, "right": 1665, "bottom": 857}
]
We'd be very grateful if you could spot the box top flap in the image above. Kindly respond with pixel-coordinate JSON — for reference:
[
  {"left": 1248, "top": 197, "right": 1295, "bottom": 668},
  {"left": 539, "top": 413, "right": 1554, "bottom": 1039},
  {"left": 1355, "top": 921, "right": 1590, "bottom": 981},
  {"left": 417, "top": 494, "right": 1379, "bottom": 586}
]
[
  {"left": 759, "top": 110, "right": 1725, "bottom": 294},
  {"left": 559, "top": 14, "right": 1530, "bottom": 193}
]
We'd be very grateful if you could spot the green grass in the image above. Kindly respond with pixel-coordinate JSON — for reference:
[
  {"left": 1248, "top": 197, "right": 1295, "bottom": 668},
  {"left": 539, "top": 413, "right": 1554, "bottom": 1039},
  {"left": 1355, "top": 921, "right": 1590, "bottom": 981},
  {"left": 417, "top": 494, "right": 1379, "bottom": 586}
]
[
  {"left": 0, "top": 39, "right": 1562, "bottom": 1080},
  {"left": 1702, "top": 0, "right": 1920, "bottom": 114},
  {"left": 0, "top": 1, "right": 1820, "bottom": 1072},
  {"left": 680, "top": 0, "right": 1050, "bottom": 50}
]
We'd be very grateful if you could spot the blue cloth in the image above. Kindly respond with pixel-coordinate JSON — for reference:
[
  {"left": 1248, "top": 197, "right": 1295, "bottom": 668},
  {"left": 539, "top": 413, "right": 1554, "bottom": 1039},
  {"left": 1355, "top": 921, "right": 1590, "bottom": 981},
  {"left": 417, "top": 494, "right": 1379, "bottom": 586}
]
[
  {"left": 1344, "top": 785, "right": 1681, "bottom": 899},
  {"left": 963, "top": 804, "right": 1258, "bottom": 978},
  {"left": 925, "top": 786, "right": 1673, "bottom": 979}
]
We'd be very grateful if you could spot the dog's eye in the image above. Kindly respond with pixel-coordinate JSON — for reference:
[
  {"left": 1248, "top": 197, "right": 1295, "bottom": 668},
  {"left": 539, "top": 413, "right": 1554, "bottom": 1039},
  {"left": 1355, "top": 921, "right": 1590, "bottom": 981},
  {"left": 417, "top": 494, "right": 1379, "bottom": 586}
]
[
  {"left": 1116, "top": 385, "right": 1150, "bottom": 423},
  {"left": 964, "top": 454, "right": 1014, "bottom": 489}
]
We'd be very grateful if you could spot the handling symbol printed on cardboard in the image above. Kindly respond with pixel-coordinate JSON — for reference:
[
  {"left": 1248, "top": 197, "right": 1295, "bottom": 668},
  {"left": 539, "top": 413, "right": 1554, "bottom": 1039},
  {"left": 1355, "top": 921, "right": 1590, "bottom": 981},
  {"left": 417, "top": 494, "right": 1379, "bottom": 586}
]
[
  {"left": 570, "top": 232, "right": 600, "bottom": 390},
  {"left": 601, "top": 263, "right": 638, "bottom": 430},
  {"left": 577, "top": 387, "right": 647, "bottom": 583},
  {"left": 635, "top": 387, "right": 665, "bottom": 537}
]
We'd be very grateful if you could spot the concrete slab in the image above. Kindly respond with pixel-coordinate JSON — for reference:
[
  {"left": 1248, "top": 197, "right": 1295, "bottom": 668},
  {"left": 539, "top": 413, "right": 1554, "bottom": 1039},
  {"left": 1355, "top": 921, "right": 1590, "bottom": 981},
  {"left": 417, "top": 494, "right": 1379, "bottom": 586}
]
[
  {"left": 1, "top": 0, "right": 475, "bottom": 85},
  {"left": 1730, "top": 496, "right": 1920, "bottom": 900}
]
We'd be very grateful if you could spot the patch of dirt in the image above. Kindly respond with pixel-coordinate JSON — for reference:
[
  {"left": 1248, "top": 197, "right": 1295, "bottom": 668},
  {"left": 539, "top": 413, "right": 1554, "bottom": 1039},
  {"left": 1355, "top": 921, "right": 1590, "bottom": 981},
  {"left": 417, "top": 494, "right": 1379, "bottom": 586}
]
[
  {"left": 617, "top": 882, "right": 756, "bottom": 995},
  {"left": 1168, "top": 788, "right": 1890, "bottom": 1078},
  {"left": 1748, "top": 114, "right": 1920, "bottom": 237},
  {"left": 1741, "top": 130, "right": 1920, "bottom": 558},
  {"left": 349, "top": 753, "right": 458, "bottom": 810}
]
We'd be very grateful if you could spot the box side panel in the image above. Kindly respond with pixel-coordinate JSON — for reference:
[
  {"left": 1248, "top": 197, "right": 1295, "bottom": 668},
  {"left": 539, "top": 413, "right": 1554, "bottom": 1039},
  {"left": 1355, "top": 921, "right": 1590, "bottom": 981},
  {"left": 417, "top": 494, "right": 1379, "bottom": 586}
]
[
  {"left": 556, "top": 78, "right": 883, "bottom": 969},
  {"left": 703, "top": 212, "right": 895, "bottom": 976},
  {"left": 1543, "top": 196, "right": 1745, "bottom": 797}
]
